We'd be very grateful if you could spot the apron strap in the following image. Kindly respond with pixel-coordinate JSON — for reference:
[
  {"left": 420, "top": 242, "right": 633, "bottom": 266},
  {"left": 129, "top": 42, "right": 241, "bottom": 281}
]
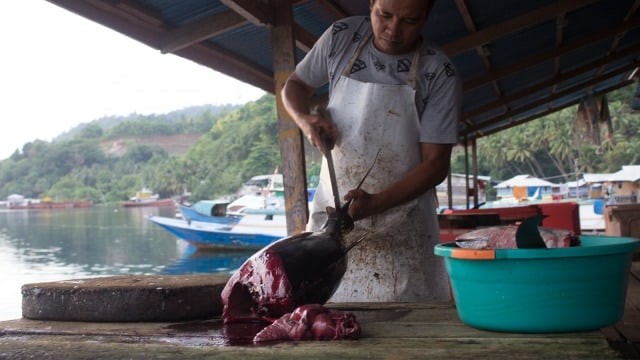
[
  {"left": 342, "top": 32, "right": 422, "bottom": 90},
  {"left": 406, "top": 38, "right": 422, "bottom": 90},
  {"left": 342, "top": 32, "right": 373, "bottom": 77}
]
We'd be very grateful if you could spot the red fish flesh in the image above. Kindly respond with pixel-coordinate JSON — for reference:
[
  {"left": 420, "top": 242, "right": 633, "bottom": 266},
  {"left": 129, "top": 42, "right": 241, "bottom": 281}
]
[
  {"left": 455, "top": 225, "right": 579, "bottom": 249},
  {"left": 253, "top": 304, "right": 361, "bottom": 342}
]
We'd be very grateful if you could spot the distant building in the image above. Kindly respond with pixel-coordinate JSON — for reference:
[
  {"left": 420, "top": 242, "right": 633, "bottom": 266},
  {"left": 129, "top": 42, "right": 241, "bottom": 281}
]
[
  {"left": 584, "top": 165, "right": 640, "bottom": 204},
  {"left": 494, "top": 175, "right": 557, "bottom": 201}
]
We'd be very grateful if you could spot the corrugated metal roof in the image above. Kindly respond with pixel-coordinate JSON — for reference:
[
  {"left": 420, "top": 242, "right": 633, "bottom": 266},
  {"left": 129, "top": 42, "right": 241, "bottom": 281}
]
[{"left": 46, "top": 0, "right": 640, "bottom": 141}]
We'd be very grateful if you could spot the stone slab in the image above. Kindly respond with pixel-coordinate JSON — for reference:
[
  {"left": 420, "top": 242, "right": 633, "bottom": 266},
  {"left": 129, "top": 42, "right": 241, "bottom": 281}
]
[{"left": 21, "top": 274, "right": 230, "bottom": 322}]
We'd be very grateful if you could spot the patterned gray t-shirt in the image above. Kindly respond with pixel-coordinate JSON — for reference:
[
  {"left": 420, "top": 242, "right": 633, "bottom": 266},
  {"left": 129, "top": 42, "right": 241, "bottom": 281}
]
[{"left": 296, "top": 16, "right": 461, "bottom": 144}]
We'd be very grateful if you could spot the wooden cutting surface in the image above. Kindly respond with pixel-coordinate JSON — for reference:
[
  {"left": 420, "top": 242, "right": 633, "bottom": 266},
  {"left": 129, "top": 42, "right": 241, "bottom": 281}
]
[{"left": 4, "top": 263, "right": 640, "bottom": 360}]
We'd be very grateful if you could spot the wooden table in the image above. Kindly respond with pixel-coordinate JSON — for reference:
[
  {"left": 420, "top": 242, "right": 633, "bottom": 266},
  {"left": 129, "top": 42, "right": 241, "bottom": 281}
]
[
  {"left": 0, "top": 304, "right": 626, "bottom": 359},
  {"left": 1, "top": 262, "right": 637, "bottom": 359}
]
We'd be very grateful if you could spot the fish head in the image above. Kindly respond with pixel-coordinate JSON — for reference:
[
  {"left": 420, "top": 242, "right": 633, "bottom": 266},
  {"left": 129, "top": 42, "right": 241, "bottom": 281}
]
[
  {"left": 324, "top": 204, "right": 354, "bottom": 236},
  {"left": 338, "top": 200, "right": 355, "bottom": 234}
]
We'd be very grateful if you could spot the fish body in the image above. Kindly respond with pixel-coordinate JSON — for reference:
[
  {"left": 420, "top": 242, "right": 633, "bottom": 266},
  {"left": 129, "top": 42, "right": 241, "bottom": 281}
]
[{"left": 221, "top": 206, "right": 353, "bottom": 324}]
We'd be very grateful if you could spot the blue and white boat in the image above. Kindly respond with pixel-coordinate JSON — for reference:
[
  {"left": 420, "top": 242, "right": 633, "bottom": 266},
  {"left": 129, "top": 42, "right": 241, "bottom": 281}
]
[
  {"left": 148, "top": 209, "right": 287, "bottom": 250},
  {"left": 177, "top": 199, "right": 241, "bottom": 225}
]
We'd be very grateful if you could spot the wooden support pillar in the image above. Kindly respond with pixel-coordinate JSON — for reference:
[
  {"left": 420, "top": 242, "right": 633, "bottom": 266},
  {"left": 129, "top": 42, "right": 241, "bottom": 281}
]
[
  {"left": 471, "top": 138, "right": 479, "bottom": 208},
  {"left": 446, "top": 164, "right": 453, "bottom": 210},
  {"left": 269, "top": 0, "right": 308, "bottom": 234},
  {"left": 464, "top": 136, "right": 470, "bottom": 209}
]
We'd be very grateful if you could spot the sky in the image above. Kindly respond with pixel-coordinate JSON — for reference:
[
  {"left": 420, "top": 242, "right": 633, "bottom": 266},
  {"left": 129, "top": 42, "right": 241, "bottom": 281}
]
[{"left": 0, "top": 1, "right": 266, "bottom": 160}]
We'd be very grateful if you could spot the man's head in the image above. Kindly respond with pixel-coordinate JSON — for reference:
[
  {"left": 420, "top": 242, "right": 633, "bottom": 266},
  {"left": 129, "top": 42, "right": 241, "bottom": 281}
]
[{"left": 369, "top": 0, "right": 434, "bottom": 55}]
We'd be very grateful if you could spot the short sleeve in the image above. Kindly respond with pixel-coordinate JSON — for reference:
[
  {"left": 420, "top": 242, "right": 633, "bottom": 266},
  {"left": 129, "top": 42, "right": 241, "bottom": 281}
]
[
  {"left": 295, "top": 25, "right": 334, "bottom": 88},
  {"left": 419, "top": 60, "right": 461, "bottom": 144}
]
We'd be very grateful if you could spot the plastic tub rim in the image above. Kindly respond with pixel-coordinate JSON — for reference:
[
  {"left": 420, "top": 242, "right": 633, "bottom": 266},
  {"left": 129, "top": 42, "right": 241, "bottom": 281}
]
[{"left": 434, "top": 235, "right": 640, "bottom": 260}]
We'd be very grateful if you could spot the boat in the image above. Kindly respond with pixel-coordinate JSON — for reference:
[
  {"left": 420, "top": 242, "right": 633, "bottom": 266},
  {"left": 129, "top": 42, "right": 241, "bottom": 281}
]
[
  {"left": 148, "top": 209, "right": 287, "bottom": 250},
  {"left": 121, "top": 188, "right": 175, "bottom": 208},
  {"left": 6, "top": 200, "right": 92, "bottom": 210},
  {"left": 177, "top": 199, "right": 241, "bottom": 225}
]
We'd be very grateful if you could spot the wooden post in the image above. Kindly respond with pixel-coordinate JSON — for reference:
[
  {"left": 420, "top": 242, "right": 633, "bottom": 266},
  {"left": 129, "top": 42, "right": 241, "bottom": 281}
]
[
  {"left": 471, "top": 138, "right": 479, "bottom": 208},
  {"left": 269, "top": 0, "right": 309, "bottom": 234},
  {"left": 464, "top": 136, "right": 470, "bottom": 209}
]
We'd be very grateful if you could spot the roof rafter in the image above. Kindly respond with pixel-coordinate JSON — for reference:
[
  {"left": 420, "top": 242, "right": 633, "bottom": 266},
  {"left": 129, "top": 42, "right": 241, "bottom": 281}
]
[
  {"left": 442, "top": 0, "right": 599, "bottom": 56},
  {"left": 464, "top": 44, "right": 640, "bottom": 120},
  {"left": 471, "top": 80, "right": 633, "bottom": 140},
  {"left": 461, "top": 61, "right": 638, "bottom": 136},
  {"left": 220, "top": 0, "right": 275, "bottom": 27},
  {"left": 463, "top": 15, "right": 640, "bottom": 92},
  {"left": 454, "top": 0, "right": 506, "bottom": 115}
]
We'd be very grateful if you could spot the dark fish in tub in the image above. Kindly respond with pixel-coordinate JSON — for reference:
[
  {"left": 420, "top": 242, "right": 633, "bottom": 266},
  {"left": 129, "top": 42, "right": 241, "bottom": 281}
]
[{"left": 455, "top": 215, "right": 580, "bottom": 249}]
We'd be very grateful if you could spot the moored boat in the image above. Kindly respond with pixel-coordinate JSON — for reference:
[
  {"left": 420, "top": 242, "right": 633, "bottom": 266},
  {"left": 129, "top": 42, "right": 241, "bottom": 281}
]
[
  {"left": 148, "top": 209, "right": 287, "bottom": 250},
  {"left": 177, "top": 200, "right": 241, "bottom": 225},
  {"left": 7, "top": 200, "right": 92, "bottom": 210},
  {"left": 121, "top": 188, "right": 175, "bottom": 208}
]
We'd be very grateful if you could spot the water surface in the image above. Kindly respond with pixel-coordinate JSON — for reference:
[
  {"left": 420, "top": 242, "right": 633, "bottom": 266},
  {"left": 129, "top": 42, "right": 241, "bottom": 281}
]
[{"left": 0, "top": 205, "right": 250, "bottom": 321}]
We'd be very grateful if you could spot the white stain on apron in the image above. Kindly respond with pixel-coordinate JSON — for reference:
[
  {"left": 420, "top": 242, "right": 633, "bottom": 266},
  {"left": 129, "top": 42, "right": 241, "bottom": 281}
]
[{"left": 309, "top": 34, "right": 449, "bottom": 302}]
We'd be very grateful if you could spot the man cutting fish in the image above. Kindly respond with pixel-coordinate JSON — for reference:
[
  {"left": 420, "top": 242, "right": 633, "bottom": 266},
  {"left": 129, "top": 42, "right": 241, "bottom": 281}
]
[{"left": 282, "top": 0, "right": 461, "bottom": 302}]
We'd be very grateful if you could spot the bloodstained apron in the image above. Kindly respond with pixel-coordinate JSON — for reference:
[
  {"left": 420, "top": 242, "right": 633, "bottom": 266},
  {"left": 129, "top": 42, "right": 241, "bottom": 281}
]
[{"left": 309, "top": 34, "right": 449, "bottom": 302}]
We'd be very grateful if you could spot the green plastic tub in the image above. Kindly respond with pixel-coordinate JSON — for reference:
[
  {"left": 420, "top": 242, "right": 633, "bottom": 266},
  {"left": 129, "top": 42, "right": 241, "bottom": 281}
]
[{"left": 434, "top": 235, "right": 640, "bottom": 333}]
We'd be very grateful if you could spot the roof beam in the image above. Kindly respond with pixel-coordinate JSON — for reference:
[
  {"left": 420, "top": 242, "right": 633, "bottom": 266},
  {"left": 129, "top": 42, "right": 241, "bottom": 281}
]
[
  {"left": 47, "top": 0, "right": 275, "bottom": 93},
  {"left": 469, "top": 80, "right": 633, "bottom": 140},
  {"left": 161, "top": 10, "right": 246, "bottom": 54},
  {"left": 161, "top": 1, "right": 316, "bottom": 54},
  {"left": 454, "top": 0, "right": 506, "bottom": 114},
  {"left": 221, "top": 0, "right": 275, "bottom": 27},
  {"left": 316, "top": 0, "right": 349, "bottom": 19},
  {"left": 464, "top": 44, "right": 640, "bottom": 120},
  {"left": 461, "top": 62, "right": 638, "bottom": 136},
  {"left": 596, "top": 0, "right": 640, "bottom": 75},
  {"left": 175, "top": 40, "right": 275, "bottom": 93},
  {"left": 463, "top": 15, "right": 640, "bottom": 92},
  {"left": 442, "top": 0, "right": 599, "bottom": 56}
]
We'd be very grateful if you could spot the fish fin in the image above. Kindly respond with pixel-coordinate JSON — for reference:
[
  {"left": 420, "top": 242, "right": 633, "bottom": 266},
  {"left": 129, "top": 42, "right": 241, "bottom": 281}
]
[
  {"left": 515, "top": 214, "right": 546, "bottom": 249},
  {"left": 354, "top": 147, "right": 383, "bottom": 190}
]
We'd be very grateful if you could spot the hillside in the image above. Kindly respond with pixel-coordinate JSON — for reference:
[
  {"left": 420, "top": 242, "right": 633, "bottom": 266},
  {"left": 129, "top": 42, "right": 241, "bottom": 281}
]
[{"left": 100, "top": 134, "right": 203, "bottom": 157}]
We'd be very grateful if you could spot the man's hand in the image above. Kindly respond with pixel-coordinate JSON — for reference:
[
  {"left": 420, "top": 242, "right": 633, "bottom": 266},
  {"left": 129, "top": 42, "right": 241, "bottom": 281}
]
[{"left": 344, "top": 188, "right": 380, "bottom": 221}]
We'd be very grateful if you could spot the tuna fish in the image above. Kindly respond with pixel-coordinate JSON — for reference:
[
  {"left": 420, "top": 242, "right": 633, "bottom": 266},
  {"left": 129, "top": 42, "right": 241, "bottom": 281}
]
[
  {"left": 220, "top": 204, "right": 355, "bottom": 324},
  {"left": 220, "top": 145, "right": 381, "bottom": 341}
]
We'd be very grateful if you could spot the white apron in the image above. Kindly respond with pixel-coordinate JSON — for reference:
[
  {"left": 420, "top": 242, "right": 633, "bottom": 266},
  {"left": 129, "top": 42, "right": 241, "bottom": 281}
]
[{"left": 309, "top": 34, "right": 449, "bottom": 302}]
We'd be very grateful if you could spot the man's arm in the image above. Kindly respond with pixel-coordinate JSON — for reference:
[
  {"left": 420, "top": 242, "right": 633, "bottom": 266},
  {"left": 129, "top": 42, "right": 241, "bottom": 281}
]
[{"left": 282, "top": 73, "right": 337, "bottom": 154}]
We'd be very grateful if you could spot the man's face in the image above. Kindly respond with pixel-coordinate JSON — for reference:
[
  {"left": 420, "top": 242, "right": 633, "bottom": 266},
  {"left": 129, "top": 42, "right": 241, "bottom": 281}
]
[{"left": 369, "top": 0, "right": 429, "bottom": 55}]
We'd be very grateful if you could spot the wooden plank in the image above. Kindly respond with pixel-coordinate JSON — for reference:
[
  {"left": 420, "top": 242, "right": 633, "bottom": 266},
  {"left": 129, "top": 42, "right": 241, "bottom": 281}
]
[
  {"left": 0, "top": 300, "right": 622, "bottom": 359},
  {"left": 269, "top": 0, "right": 309, "bottom": 234}
]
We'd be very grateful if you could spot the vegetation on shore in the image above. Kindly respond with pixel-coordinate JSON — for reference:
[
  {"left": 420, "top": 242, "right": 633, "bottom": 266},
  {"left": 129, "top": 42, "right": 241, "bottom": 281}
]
[{"left": 0, "top": 86, "right": 637, "bottom": 204}]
